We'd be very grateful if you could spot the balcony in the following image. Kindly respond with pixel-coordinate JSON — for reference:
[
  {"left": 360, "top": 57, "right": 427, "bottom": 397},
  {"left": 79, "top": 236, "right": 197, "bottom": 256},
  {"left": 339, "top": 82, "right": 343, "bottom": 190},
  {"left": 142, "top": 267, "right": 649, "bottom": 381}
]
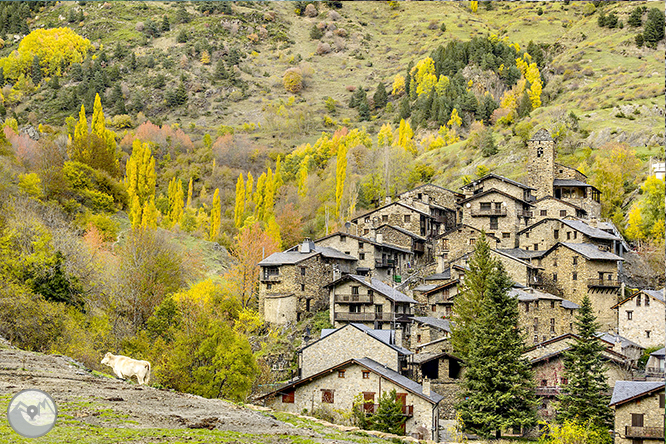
[
  {"left": 334, "top": 294, "right": 374, "bottom": 304},
  {"left": 334, "top": 312, "right": 395, "bottom": 322},
  {"left": 375, "top": 259, "right": 396, "bottom": 268},
  {"left": 646, "top": 366, "right": 665, "bottom": 375},
  {"left": 470, "top": 208, "right": 507, "bottom": 217},
  {"left": 517, "top": 210, "right": 534, "bottom": 218},
  {"left": 365, "top": 404, "right": 414, "bottom": 417},
  {"left": 625, "top": 426, "right": 664, "bottom": 439},
  {"left": 587, "top": 279, "right": 621, "bottom": 288},
  {"left": 261, "top": 274, "right": 281, "bottom": 283},
  {"left": 536, "top": 386, "right": 561, "bottom": 397}
]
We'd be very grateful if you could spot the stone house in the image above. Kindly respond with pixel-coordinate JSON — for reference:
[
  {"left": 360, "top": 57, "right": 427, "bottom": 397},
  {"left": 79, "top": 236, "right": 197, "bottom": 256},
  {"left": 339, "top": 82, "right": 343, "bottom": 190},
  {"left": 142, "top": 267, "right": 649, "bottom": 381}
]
[
  {"left": 524, "top": 334, "right": 634, "bottom": 421},
  {"left": 257, "top": 357, "right": 443, "bottom": 440},
  {"left": 532, "top": 196, "right": 587, "bottom": 223},
  {"left": 459, "top": 173, "right": 536, "bottom": 203},
  {"left": 434, "top": 224, "right": 500, "bottom": 269},
  {"left": 373, "top": 224, "right": 431, "bottom": 266},
  {"left": 511, "top": 287, "right": 579, "bottom": 344},
  {"left": 298, "top": 323, "right": 412, "bottom": 378},
  {"left": 645, "top": 348, "right": 664, "bottom": 378},
  {"left": 612, "top": 289, "right": 665, "bottom": 349},
  {"left": 526, "top": 129, "right": 601, "bottom": 217},
  {"left": 327, "top": 274, "right": 418, "bottom": 330},
  {"left": 259, "top": 239, "right": 357, "bottom": 325},
  {"left": 610, "top": 381, "right": 665, "bottom": 444},
  {"left": 517, "top": 218, "right": 623, "bottom": 255},
  {"left": 314, "top": 231, "right": 414, "bottom": 284},
  {"left": 398, "top": 183, "right": 464, "bottom": 215},
  {"left": 458, "top": 188, "right": 535, "bottom": 245},
  {"left": 410, "top": 352, "right": 462, "bottom": 420},
  {"left": 351, "top": 201, "right": 440, "bottom": 239},
  {"left": 597, "top": 332, "right": 645, "bottom": 366},
  {"left": 409, "top": 317, "right": 451, "bottom": 351},
  {"left": 530, "top": 242, "right": 624, "bottom": 331},
  {"left": 412, "top": 280, "right": 459, "bottom": 318}
]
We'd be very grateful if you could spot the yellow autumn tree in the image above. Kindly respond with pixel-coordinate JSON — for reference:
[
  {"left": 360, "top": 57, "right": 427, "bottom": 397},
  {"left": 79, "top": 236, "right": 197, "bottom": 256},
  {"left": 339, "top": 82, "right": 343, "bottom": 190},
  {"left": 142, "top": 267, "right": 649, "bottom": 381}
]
[
  {"left": 186, "top": 177, "right": 193, "bottom": 208},
  {"left": 335, "top": 141, "right": 348, "bottom": 220},
  {"left": 200, "top": 50, "right": 211, "bottom": 65},
  {"left": 210, "top": 188, "right": 221, "bottom": 240},
  {"left": 410, "top": 57, "right": 437, "bottom": 97},
  {"left": 470, "top": 1, "right": 478, "bottom": 13},
  {"left": 167, "top": 177, "right": 185, "bottom": 228},
  {"left": 395, "top": 119, "right": 417, "bottom": 156},
  {"left": 234, "top": 173, "right": 245, "bottom": 228},
  {"left": 392, "top": 74, "right": 406, "bottom": 96},
  {"left": 297, "top": 157, "right": 309, "bottom": 198},
  {"left": 125, "top": 140, "right": 156, "bottom": 227}
]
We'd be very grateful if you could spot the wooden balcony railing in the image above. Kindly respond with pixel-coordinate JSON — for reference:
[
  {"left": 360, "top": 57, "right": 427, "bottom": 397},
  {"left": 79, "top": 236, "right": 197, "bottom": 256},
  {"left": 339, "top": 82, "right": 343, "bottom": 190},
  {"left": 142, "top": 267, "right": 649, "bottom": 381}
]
[
  {"left": 375, "top": 259, "right": 395, "bottom": 268},
  {"left": 646, "top": 366, "right": 665, "bottom": 374},
  {"left": 535, "top": 386, "right": 561, "bottom": 397},
  {"left": 625, "top": 426, "right": 664, "bottom": 439},
  {"left": 470, "top": 208, "right": 507, "bottom": 217},
  {"left": 334, "top": 294, "right": 374, "bottom": 304},
  {"left": 334, "top": 312, "right": 395, "bottom": 322},
  {"left": 517, "top": 210, "right": 534, "bottom": 218},
  {"left": 261, "top": 274, "right": 281, "bottom": 282},
  {"left": 587, "top": 279, "right": 620, "bottom": 288}
]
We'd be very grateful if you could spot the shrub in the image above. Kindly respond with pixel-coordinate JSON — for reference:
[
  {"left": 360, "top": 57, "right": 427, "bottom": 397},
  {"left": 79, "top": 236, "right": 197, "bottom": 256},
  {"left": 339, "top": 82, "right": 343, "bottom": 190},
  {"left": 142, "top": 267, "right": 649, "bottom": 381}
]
[
  {"left": 111, "top": 114, "right": 133, "bottom": 128},
  {"left": 282, "top": 68, "right": 303, "bottom": 93},
  {"left": 440, "top": 22, "right": 447, "bottom": 32},
  {"left": 310, "top": 24, "right": 323, "bottom": 40}
]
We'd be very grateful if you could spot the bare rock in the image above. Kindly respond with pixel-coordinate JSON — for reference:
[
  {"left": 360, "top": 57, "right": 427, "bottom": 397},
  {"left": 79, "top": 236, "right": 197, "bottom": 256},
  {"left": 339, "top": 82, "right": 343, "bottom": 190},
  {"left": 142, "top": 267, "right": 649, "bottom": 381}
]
[
  {"left": 304, "top": 3, "right": 318, "bottom": 17},
  {"left": 327, "top": 10, "right": 341, "bottom": 21}
]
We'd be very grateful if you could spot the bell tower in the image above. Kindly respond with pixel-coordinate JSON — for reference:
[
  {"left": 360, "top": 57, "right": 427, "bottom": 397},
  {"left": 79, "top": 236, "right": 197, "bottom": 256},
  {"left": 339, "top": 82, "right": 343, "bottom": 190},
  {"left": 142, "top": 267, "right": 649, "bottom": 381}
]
[{"left": 527, "top": 129, "right": 555, "bottom": 199}]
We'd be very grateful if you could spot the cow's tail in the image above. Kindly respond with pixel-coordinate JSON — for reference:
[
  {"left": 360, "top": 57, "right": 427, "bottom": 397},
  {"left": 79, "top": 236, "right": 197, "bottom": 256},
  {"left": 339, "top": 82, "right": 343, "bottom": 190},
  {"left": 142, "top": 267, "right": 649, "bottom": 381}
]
[{"left": 144, "top": 362, "right": 151, "bottom": 385}]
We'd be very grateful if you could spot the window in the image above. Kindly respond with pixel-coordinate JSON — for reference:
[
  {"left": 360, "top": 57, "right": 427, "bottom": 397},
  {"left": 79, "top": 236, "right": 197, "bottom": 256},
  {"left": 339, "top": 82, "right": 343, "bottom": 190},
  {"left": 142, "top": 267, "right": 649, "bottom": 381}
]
[
  {"left": 550, "top": 318, "right": 555, "bottom": 333},
  {"left": 364, "top": 229, "right": 369, "bottom": 235},
  {"left": 553, "top": 273, "right": 558, "bottom": 282},
  {"left": 631, "top": 413, "right": 644, "bottom": 428},
  {"left": 266, "top": 283, "right": 272, "bottom": 290},
  {"left": 534, "top": 243, "right": 539, "bottom": 251},
  {"left": 359, "top": 253, "right": 365, "bottom": 260},
  {"left": 573, "top": 231, "right": 577, "bottom": 239},
  {"left": 404, "top": 215, "right": 411, "bottom": 223},
  {"left": 352, "top": 286, "right": 359, "bottom": 295},
  {"left": 490, "top": 217, "right": 498, "bottom": 230},
  {"left": 525, "top": 303, "right": 529, "bottom": 313},
  {"left": 646, "top": 331, "right": 651, "bottom": 339},
  {"left": 301, "top": 267, "right": 306, "bottom": 276},
  {"left": 537, "top": 147, "right": 543, "bottom": 158},
  {"left": 322, "top": 389, "right": 334, "bottom": 403},
  {"left": 540, "top": 210, "right": 547, "bottom": 216},
  {"left": 554, "top": 229, "right": 559, "bottom": 239},
  {"left": 627, "top": 311, "right": 633, "bottom": 320},
  {"left": 560, "top": 210, "right": 567, "bottom": 217},
  {"left": 525, "top": 232, "right": 530, "bottom": 238},
  {"left": 660, "top": 394, "right": 665, "bottom": 409},
  {"left": 503, "top": 232, "right": 511, "bottom": 239},
  {"left": 541, "top": 379, "right": 548, "bottom": 387},
  {"left": 645, "top": 296, "right": 650, "bottom": 307},
  {"left": 572, "top": 256, "right": 578, "bottom": 265},
  {"left": 301, "top": 284, "right": 305, "bottom": 291},
  {"left": 560, "top": 378, "right": 568, "bottom": 385},
  {"left": 533, "top": 335, "right": 538, "bottom": 343},
  {"left": 362, "top": 371, "right": 370, "bottom": 379},
  {"left": 572, "top": 272, "right": 577, "bottom": 281},
  {"left": 417, "top": 334, "right": 422, "bottom": 343},
  {"left": 636, "top": 295, "right": 641, "bottom": 307},
  {"left": 551, "top": 301, "right": 555, "bottom": 309},
  {"left": 341, "top": 235, "right": 346, "bottom": 242},
  {"left": 417, "top": 193, "right": 422, "bottom": 200},
  {"left": 566, "top": 232, "right": 571, "bottom": 240},
  {"left": 350, "top": 305, "right": 361, "bottom": 313},
  {"left": 535, "top": 301, "right": 539, "bottom": 310},
  {"left": 553, "top": 259, "right": 557, "bottom": 267},
  {"left": 282, "top": 391, "right": 295, "bottom": 403},
  {"left": 358, "top": 242, "right": 364, "bottom": 249},
  {"left": 382, "top": 214, "right": 388, "bottom": 223},
  {"left": 470, "top": 238, "right": 476, "bottom": 245},
  {"left": 367, "top": 290, "right": 373, "bottom": 296},
  {"left": 431, "top": 304, "right": 437, "bottom": 312},
  {"left": 338, "top": 370, "right": 345, "bottom": 378},
  {"left": 480, "top": 202, "right": 492, "bottom": 211}
]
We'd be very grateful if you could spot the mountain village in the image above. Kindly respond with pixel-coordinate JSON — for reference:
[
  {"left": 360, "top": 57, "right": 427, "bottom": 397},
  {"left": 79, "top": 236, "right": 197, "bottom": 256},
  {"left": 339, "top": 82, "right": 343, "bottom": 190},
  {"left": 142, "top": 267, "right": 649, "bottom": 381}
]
[{"left": 255, "top": 129, "right": 665, "bottom": 442}]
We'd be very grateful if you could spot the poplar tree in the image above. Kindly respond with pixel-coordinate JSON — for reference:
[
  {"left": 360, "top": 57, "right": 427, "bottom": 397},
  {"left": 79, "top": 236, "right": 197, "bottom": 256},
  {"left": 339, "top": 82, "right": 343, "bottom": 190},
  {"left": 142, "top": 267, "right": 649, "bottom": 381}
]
[
  {"left": 335, "top": 141, "right": 348, "bottom": 220},
  {"left": 245, "top": 172, "right": 254, "bottom": 206},
  {"left": 263, "top": 168, "right": 275, "bottom": 222},
  {"left": 453, "top": 234, "right": 537, "bottom": 438},
  {"left": 167, "top": 178, "right": 184, "bottom": 227},
  {"left": 186, "top": 177, "right": 193, "bottom": 208},
  {"left": 234, "top": 173, "right": 245, "bottom": 228},
  {"left": 125, "top": 140, "right": 156, "bottom": 227},
  {"left": 210, "top": 188, "right": 221, "bottom": 240},
  {"left": 556, "top": 294, "right": 613, "bottom": 429},
  {"left": 254, "top": 172, "right": 266, "bottom": 221}
]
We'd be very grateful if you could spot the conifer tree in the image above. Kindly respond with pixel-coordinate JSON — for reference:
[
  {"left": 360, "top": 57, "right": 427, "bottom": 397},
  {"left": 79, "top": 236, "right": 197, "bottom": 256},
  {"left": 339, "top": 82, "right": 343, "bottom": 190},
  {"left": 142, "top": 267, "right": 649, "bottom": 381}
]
[
  {"left": 398, "top": 96, "right": 411, "bottom": 121},
  {"left": 627, "top": 6, "right": 643, "bottom": 28},
  {"left": 453, "top": 234, "right": 537, "bottom": 438},
  {"left": 335, "top": 141, "right": 348, "bottom": 220},
  {"left": 556, "top": 294, "right": 613, "bottom": 429},
  {"left": 31, "top": 55, "right": 41, "bottom": 84},
  {"left": 373, "top": 82, "right": 388, "bottom": 109},
  {"left": 210, "top": 188, "right": 221, "bottom": 240},
  {"left": 370, "top": 389, "right": 407, "bottom": 435},
  {"left": 234, "top": 173, "right": 245, "bottom": 228},
  {"left": 643, "top": 8, "right": 664, "bottom": 47}
]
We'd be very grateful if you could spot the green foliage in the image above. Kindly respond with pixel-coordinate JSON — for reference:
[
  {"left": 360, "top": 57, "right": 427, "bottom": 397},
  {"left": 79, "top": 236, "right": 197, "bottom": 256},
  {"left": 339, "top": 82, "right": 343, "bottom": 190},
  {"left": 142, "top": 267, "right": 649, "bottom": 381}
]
[
  {"left": 556, "top": 295, "right": 613, "bottom": 430},
  {"left": 643, "top": 8, "right": 664, "bottom": 47},
  {"left": 373, "top": 82, "right": 388, "bottom": 110},
  {"left": 63, "top": 161, "right": 127, "bottom": 212},
  {"left": 627, "top": 6, "right": 643, "bottom": 28},
  {"left": 539, "top": 419, "right": 612, "bottom": 444},
  {"left": 479, "top": 128, "right": 497, "bottom": 157},
  {"left": 166, "top": 82, "right": 188, "bottom": 107},
  {"left": 310, "top": 24, "right": 323, "bottom": 40},
  {"left": 369, "top": 389, "right": 406, "bottom": 435}
]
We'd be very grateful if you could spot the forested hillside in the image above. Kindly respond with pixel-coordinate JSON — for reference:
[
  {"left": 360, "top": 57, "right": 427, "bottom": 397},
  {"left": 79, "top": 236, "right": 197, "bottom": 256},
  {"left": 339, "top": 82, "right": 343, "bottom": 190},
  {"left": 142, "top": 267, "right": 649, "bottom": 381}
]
[{"left": 0, "top": 0, "right": 663, "bottom": 403}]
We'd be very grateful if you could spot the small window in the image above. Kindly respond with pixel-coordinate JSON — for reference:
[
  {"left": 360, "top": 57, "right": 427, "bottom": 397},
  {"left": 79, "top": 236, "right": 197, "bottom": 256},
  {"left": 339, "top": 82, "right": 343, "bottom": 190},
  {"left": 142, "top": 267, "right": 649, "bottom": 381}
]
[
  {"left": 301, "top": 267, "right": 306, "bottom": 276},
  {"left": 525, "top": 232, "right": 530, "bottom": 238},
  {"left": 554, "top": 229, "right": 559, "bottom": 239},
  {"left": 503, "top": 232, "right": 511, "bottom": 239},
  {"left": 540, "top": 210, "right": 547, "bottom": 216},
  {"left": 550, "top": 318, "right": 555, "bottom": 333},
  {"left": 573, "top": 231, "right": 577, "bottom": 240},
  {"left": 534, "top": 243, "right": 539, "bottom": 251},
  {"left": 431, "top": 304, "right": 436, "bottom": 312},
  {"left": 541, "top": 379, "right": 547, "bottom": 387},
  {"left": 282, "top": 391, "right": 295, "bottom": 403},
  {"left": 352, "top": 286, "right": 359, "bottom": 295},
  {"left": 417, "top": 334, "right": 422, "bottom": 343},
  {"left": 560, "top": 378, "right": 568, "bottom": 385},
  {"left": 322, "top": 389, "right": 334, "bottom": 403},
  {"left": 566, "top": 232, "right": 571, "bottom": 240},
  {"left": 533, "top": 335, "right": 538, "bottom": 343},
  {"left": 627, "top": 311, "right": 633, "bottom": 320},
  {"left": 362, "top": 371, "right": 370, "bottom": 379},
  {"left": 363, "top": 229, "right": 369, "bottom": 235},
  {"left": 266, "top": 283, "right": 272, "bottom": 290},
  {"left": 358, "top": 242, "right": 364, "bottom": 249},
  {"left": 535, "top": 301, "right": 539, "bottom": 309},
  {"left": 480, "top": 202, "right": 492, "bottom": 210},
  {"left": 470, "top": 238, "right": 476, "bottom": 245},
  {"left": 645, "top": 296, "right": 650, "bottom": 306},
  {"left": 490, "top": 217, "right": 498, "bottom": 230},
  {"left": 364, "top": 217, "right": 370, "bottom": 223},
  {"left": 404, "top": 215, "right": 411, "bottom": 223},
  {"left": 525, "top": 303, "right": 529, "bottom": 313},
  {"left": 636, "top": 295, "right": 641, "bottom": 307},
  {"left": 572, "top": 272, "right": 577, "bottom": 281},
  {"left": 646, "top": 330, "right": 651, "bottom": 339},
  {"left": 382, "top": 214, "right": 388, "bottom": 223},
  {"left": 341, "top": 235, "right": 346, "bottom": 242},
  {"left": 301, "top": 284, "right": 305, "bottom": 291},
  {"left": 560, "top": 210, "right": 567, "bottom": 217},
  {"left": 359, "top": 253, "right": 365, "bottom": 260},
  {"left": 338, "top": 370, "right": 345, "bottom": 378},
  {"left": 553, "top": 273, "right": 558, "bottom": 282},
  {"left": 368, "top": 289, "right": 373, "bottom": 296},
  {"left": 660, "top": 394, "right": 665, "bottom": 409}
]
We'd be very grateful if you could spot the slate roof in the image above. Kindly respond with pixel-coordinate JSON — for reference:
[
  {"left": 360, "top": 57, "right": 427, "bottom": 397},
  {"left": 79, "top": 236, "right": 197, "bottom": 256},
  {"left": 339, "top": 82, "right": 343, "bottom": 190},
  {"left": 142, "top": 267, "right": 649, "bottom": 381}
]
[
  {"left": 308, "top": 323, "right": 412, "bottom": 355},
  {"left": 596, "top": 332, "right": 644, "bottom": 351},
  {"left": 560, "top": 219, "right": 620, "bottom": 240},
  {"left": 413, "top": 284, "right": 440, "bottom": 292},
  {"left": 612, "top": 288, "right": 665, "bottom": 309},
  {"left": 437, "top": 224, "right": 501, "bottom": 242},
  {"left": 412, "top": 317, "right": 452, "bottom": 332},
  {"left": 326, "top": 275, "right": 417, "bottom": 304},
  {"left": 553, "top": 179, "right": 594, "bottom": 188},
  {"left": 492, "top": 249, "right": 541, "bottom": 269},
  {"left": 357, "top": 358, "right": 444, "bottom": 404},
  {"left": 376, "top": 224, "right": 427, "bottom": 241},
  {"left": 610, "top": 381, "right": 664, "bottom": 406},
  {"left": 497, "top": 248, "right": 547, "bottom": 260},
  {"left": 424, "top": 269, "right": 451, "bottom": 281},
  {"left": 531, "top": 128, "right": 553, "bottom": 141},
  {"left": 651, "top": 347, "right": 665, "bottom": 357},
  {"left": 351, "top": 201, "right": 431, "bottom": 222},
  {"left": 559, "top": 243, "right": 624, "bottom": 261},
  {"left": 508, "top": 287, "right": 580, "bottom": 309},
  {"left": 459, "top": 173, "right": 535, "bottom": 191},
  {"left": 534, "top": 195, "right": 585, "bottom": 212},
  {"left": 258, "top": 245, "right": 356, "bottom": 266},
  {"left": 315, "top": 232, "right": 413, "bottom": 255},
  {"left": 458, "top": 188, "right": 534, "bottom": 206}
]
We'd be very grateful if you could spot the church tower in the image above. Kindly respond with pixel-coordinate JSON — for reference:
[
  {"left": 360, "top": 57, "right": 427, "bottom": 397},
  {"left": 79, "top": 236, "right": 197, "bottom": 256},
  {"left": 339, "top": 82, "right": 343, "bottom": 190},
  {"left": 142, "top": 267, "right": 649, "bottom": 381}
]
[{"left": 527, "top": 129, "right": 555, "bottom": 200}]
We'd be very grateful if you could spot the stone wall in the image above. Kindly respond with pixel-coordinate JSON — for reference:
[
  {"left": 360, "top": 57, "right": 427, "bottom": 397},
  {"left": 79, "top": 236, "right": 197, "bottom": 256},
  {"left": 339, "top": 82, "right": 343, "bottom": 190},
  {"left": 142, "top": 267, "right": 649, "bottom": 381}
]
[
  {"left": 527, "top": 138, "right": 555, "bottom": 200},
  {"left": 617, "top": 293, "right": 665, "bottom": 349},
  {"left": 518, "top": 219, "right": 613, "bottom": 252},
  {"left": 460, "top": 190, "right": 532, "bottom": 246},
  {"left": 330, "top": 279, "right": 410, "bottom": 329},
  {"left": 532, "top": 198, "right": 584, "bottom": 223},
  {"left": 518, "top": 298, "right": 577, "bottom": 345},
  {"left": 355, "top": 203, "right": 430, "bottom": 239},
  {"left": 435, "top": 226, "right": 501, "bottom": 264},
  {"left": 410, "top": 324, "right": 450, "bottom": 350},
  {"left": 265, "top": 294, "right": 299, "bottom": 324},
  {"left": 301, "top": 326, "right": 399, "bottom": 378},
  {"left": 614, "top": 389, "right": 665, "bottom": 444},
  {"left": 399, "top": 184, "right": 461, "bottom": 210},
  {"left": 554, "top": 164, "right": 586, "bottom": 182},
  {"left": 264, "top": 363, "right": 439, "bottom": 439},
  {"left": 491, "top": 250, "right": 534, "bottom": 287}
]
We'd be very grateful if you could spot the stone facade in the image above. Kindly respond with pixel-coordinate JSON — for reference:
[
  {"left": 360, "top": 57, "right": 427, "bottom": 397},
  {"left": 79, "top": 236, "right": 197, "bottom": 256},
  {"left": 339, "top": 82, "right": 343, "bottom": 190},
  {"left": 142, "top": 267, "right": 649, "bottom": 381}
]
[
  {"left": 491, "top": 250, "right": 541, "bottom": 287},
  {"left": 460, "top": 174, "right": 535, "bottom": 202},
  {"left": 435, "top": 225, "right": 501, "bottom": 269},
  {"left": 262, "top": 361, "right": 440, "bottom": 440},
  {"left": 514, "top": 288, "right": 578, "bottom": 345},
  {"left": 411, "top": 354, "right": 462, "bottom": 420},
  {"left": 614, "top": 290, "right": 665, "bottom": 349},
  {"left": 532, "top": 196, "right": 587, "bottom": 223},
  {"left": 536, "top": 244, "right": 622, "bottom": 331},
  {"left": 409, "top": 320, "right": 451, "bottom": 351},
  {"left": 526, "top": 130, "right": 556, "bottom": 200},
  {"left": 612, "top": 385, "right": 665, "bottom": 444},
  {"left": 352, "top": 202, "right": 437, "bottom": 239},
  {"left": 553, "top": 185, "right": 601, "bottom": 219},
  {"left": 413, "top": 281, "right": 459, "bottom": 319},
  {"left": 374, "top": 225, "right": 431, "bottom": 265},
  {"left": 300, "top": 324, "right": 403, "bottom": 378},
  {"left": 517, "top": 219, "right": 616, "bottom": 253},
  {"left": 398, "top": 183, "right": 463, "bottom": 211}
]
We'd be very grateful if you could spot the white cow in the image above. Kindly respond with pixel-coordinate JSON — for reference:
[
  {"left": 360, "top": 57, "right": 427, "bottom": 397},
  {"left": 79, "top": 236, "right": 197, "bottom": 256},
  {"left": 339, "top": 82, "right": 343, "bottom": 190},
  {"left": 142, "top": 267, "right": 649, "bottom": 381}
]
[{"left": 101, "top": 352, "right": 151, "bottom": 385}]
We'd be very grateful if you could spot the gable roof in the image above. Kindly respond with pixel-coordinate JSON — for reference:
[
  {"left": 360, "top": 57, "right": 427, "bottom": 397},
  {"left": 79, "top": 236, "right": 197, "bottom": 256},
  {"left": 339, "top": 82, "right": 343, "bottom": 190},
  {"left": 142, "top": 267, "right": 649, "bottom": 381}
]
[
  {"left": 326, "top": 275, "right": 417, "bottom": 304},
  {"left": 437, "top": 224, "right": 501, "bottom": 242},
  {"left": 351, "top": 201, "right": 431, "bottom": 222},
  {"left": 315, "top": 231, "right": 412, "bottom": 255},
  {"left": 596, "top": 332, "right": 644, "bottom": 351},
  {"left": 531, "top": 129, "right": 553, "bottom": 141},
  {"left": 651, "top": 347, "right": 665, "bottom": 357},
  {"left": 259, "top": 245, "right": 356, "bottom": 266},
  {"left": 508, "top": 287, "right": 579, "bottom": 309},
  {"left": 257, "top": 357, "right": 443, "bottom": 405},
  {"left": 412, "top": 317, "right": 452, "bottom": 332},
  {"left": 610, "top": 381, "right": 664, "bottom": 406},
  {"left": 524, "top": 333, "right": 615, "bottom": 353},
  {"left": 517, "top": 218, "right": 620, "bottom": 241},
  {"left": 312, "top": 323, "right": 412, "bottom": 355},
  {"left": 553, "top": 179, "right": 595, "bottom": 188},
  {"left": 496, "top": 248, "right": 547, "bottom": 260},
  {"left": 611, "top": 288, "right": 665, "bottom": 309},
  {"left": 555, "top": 162, "right": 587, "bottom": 178},
  {"left": 534, "top": 195, "right": 586, "bottom": 212},
  {"left": 558, "top": 242, "right": 624, "bottom": 261},
  {"left": 412, "top": 351, "right": 462, "bottom": 365},
  {"left": 459, "top": 173, "right": 535, "bottom": 191},
  {"left": 421, "top": 280, "right": 460, "bottom": 295},
  {"left": 398, "top": 183, "right": 464, "bottom": 199},
  {"left": 424, "top": 269, "right": 451, "bottom": 281},
  {"left": 492, "top": 249, "right": 541, "bottom": 269},
  {"left": 458, "top": 188, "right": 534, "bottom": 206},
  {"left": 375, "top": 224, "right": 427, "bottom": 241}
]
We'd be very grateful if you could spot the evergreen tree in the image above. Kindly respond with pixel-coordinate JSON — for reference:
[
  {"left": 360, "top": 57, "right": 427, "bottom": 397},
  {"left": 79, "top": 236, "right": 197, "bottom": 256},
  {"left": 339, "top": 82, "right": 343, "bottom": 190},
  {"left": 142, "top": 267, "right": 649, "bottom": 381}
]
[
  {"left": 370, "top": 389, "right": 407, "bottom": 435},
  {"left": 643, "top": 8, "right": 664, "bottom": 47},
  {"left": 627, "top": 6, "right": 643, "bottom": 28},
  {"left": 479, "top": 128, "right": 498, "bottom": 157},
  {"left": 556, "top": 294, "right": 613, "bottom": 429},
  {"left": 398, "top": 96, "right": 411, "bottom": 121},
  {"left": 357, "top": 96, "right": 370, "bottom": 121},
  {"left": 453, "top": 235, "right": 537, "bottom": 438},
  {"left": 129, "top": 52, "right": 137, "bottom": 71},
  {"left": 161, "top": 14, "right": 170, "bottom": 32},
  {"left": 31, "top": 55, "right": 41, "bottom": 84},
  {"left": 0, "top": 67, "right": 4, "bottom": 86},
  {"left": 177, "top": 29, "right": 188, "bottom": 43},
  {"left": 373, "top": 82, "right": 388, "bottom": 109},
  {"left": 214, "top": 59, "right": 229, "bottom": 80}
]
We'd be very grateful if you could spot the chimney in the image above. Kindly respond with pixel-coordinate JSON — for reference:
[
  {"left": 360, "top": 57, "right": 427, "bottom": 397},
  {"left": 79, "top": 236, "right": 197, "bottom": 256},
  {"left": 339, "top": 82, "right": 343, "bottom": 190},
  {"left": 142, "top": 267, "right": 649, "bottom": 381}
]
[
  {"left": 406, "top": 196, "right": 413, "bottom": 206},
  {"left": 365, "top": 270, "right": 373, "bottom": 284},
  {"left": 588, "top": 217, "right": 598, "bottom": 228},
  {"left": 613, "top": 336, "right": 622, "bottom": 354},
  {"left": 300, "top": 238, "right": 315, "bottom": 254},
  {"left": 394, "top": 328, "right": 403, "bottom": 348},
  {"left": 376, "top": 233, "right": 383, "bottom": 244},
  {"left": 422, "top": 378, "right": 431, "bottom": 397},
  {"left": 385, "top": 196, "right": 392, "bottom": 205}
]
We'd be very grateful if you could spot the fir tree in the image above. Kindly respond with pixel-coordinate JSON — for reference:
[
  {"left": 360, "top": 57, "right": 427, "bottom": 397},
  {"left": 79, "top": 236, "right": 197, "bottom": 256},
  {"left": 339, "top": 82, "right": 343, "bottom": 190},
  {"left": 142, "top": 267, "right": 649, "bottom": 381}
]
[
  {"left": 643, "top": 8, "right": 664, "bottom": 47},
  {"left": 556, "top": 294, "right": 613, "bottom": 429},
  {"left": 370, "top": 389, "right": 406, "bottom": 435},
  {"left": 627, "top": 6, "right": 642, "bottom": 28},
  {"left": 373, "top": 82, "right": 388, "bottom": 109},
  {"left": 129, "top": 52, "right": 137, "bottom": 71},
  {"left": 357, "top": 96, "right": 370, "bottom": 121},
  {"left": 161, "top": 14, "right": 170, "bottom": 32},
  {"left": 31, "top": 55, "right": 41, "bottom": 84},
  {"left": 398, "top": 96, "right": 411, "bottom": 121},
  {"left": 479, "top": 128, "right": 498, "bottom": 157},
  {"left": 214, "top": 59, "right": 229, "bottom": 80},
  {"left": 453, "top": 235, "right": 537, "bottom": 438}
]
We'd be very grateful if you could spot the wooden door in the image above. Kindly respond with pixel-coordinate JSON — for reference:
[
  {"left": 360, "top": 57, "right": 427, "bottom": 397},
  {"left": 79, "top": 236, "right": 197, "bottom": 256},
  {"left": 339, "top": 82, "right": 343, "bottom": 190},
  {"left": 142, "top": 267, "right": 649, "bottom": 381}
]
[{"left": 363, "top": 392, "right": 375, "bottom": 414}]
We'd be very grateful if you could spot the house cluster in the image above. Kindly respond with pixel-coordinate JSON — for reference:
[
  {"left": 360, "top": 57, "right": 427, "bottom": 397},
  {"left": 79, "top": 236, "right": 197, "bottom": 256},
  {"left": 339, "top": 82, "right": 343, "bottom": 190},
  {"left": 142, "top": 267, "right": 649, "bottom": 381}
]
[{"left": 257, "top": 129, "right": 665, "bottom": 440}]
